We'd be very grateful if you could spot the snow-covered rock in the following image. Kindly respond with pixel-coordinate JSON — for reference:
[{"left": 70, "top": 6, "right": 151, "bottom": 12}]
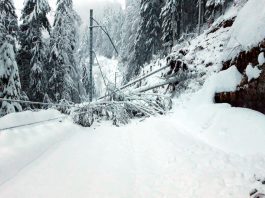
[
  {"left": 209, "top": 66, "right": 242, "bottom": 93},
  {"left": 193, "top": 66, "right": 242, "bottom": 103},
  {"left": 246, "top": 64, "right": 262, "bottom": 82},
  {"left": 226, "top": 0, "right": 265, "bottom": 59},
  {"left": 258, "top": 52, "right": 265, "bottom": 65}
]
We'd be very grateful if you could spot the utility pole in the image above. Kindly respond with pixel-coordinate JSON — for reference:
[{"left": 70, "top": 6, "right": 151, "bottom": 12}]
[
  {"left": 87, "top": 9, "right": 119, "bottom": 101},
  {"left": 89, "top": 9, "right": 93, "bottom": 102},
  {"left": 198, "top": 0, "right": 202, "bottom": 35}
]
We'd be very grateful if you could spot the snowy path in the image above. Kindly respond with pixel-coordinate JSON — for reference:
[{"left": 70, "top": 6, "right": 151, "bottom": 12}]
[{"left": 0, "top": 110, "right": 265, "bottom": 198}]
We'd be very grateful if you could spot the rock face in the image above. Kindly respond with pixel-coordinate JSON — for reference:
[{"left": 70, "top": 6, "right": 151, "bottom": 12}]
[{"left": 215, "top": 39, "right": 265, "bottom": 114}]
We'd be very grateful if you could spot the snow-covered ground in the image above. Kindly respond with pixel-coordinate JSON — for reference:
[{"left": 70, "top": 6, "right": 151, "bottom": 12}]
[{"left": 0, "top": 100, "right": 265, "bottom": 198}]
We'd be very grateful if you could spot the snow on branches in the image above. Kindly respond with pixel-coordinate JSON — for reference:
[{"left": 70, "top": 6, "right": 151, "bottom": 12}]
[
  {"left": 0, "top": 0, "right": 22, "bottom": 116},
  {"left": 72, "top": 91, "right": 172, "bottom": 127}
]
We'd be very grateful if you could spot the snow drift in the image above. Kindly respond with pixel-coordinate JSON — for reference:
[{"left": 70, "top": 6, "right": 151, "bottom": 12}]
[{"left": 226, "top": 0, "right": 265, "bottom": 59}]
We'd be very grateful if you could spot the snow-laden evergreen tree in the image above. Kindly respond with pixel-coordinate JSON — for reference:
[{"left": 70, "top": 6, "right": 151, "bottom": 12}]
[
  {"left": 160, "top": 0, "right": 178, "bottom": 52},
  {"left": 95, "top": 3, "right": 124, "bottom": 59},
  {"left": 17, "top": 0, "right": 51, "bottom": 102},
  {"left": 205, "top": 0, "right": 232, "bottom": 20},
  {"left": 125, "top": 0, "right": 163, "bottom": 82},
  {"left": 111, "top": 8, "right": 124, "bottom": 56},
  {"left": 0, "top": 0, "right": 22, "bottom": 116},
  {"left": 98, "top": 7, "right": 115, "bottom": 58},
  {"left": 49, "top": 0, "right": 81, "bottom": 103},
  {"left": 78, "top": 25, "right": 92, "bottom": 98},
  {"left": 120, "top": 0, "right": 140, "bottom": 63}
]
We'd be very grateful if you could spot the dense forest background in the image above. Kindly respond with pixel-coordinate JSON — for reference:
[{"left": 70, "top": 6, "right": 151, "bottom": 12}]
[{"left": 0, "top": 0, "right": 233, "bottom": 116}]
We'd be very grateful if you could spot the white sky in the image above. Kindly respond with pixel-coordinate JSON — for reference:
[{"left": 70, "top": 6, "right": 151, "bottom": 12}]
[{"left": 14, "top": 0, "right": 126, "bottom": 21}]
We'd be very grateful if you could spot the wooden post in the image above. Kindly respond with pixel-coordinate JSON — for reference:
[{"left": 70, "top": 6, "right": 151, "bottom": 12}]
[{"left": 89, "top": 9, "right": 93, "bottom": 102}]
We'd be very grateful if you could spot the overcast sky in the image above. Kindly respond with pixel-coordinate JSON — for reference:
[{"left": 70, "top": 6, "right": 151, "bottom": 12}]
[{"left": 14, "top": 0, "right": 126, "bottom": 22}]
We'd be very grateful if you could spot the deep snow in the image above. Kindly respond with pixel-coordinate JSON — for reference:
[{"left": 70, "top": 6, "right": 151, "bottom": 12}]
[{"left": 0, "top": 103, "right": 265, "bottom": 198}]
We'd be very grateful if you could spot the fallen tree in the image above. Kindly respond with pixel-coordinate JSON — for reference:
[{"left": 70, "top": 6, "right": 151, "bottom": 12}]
[{"left": 72, "top": 91, "right": 172, "bottom": 127}]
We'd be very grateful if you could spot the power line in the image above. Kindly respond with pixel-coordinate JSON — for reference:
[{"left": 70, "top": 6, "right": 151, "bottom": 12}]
[
  {"left": 0, "top": 116, "right": 67, "bottom": 132},
  {"left": 93, "top": 51, "right": 108, "bottom": 88},
  {"left": 0, "top": 110, "right": 95, "bottom": 132},
  {"left": 92, "top": 18, "right": 119, "bottom": 55},
  {"left": 0, "top": 98, "right": 78, "bottom": 108}
]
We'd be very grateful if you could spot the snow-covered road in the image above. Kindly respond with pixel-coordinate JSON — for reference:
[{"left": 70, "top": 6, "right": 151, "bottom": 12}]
[{"left": 0, "top": 108, "right": 265, "bottom": 198}]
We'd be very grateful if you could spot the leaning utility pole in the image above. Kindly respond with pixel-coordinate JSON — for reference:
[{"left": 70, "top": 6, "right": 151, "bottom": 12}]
[{"left": 89, "top": 9, "right": 93, "bottom": 102}]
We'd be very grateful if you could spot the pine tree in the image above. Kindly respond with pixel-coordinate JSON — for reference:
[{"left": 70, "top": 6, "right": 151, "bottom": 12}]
[
  {"left": 98, "top": 7, "right": 114, "bottom": 58},
  {"left": 120, "top": 0, "right": 141, "bottom": 63},
  {"left": 17, "top": 0, "right": 51, "bottom": 102},
  {"left": 0, "top": 0, "right": 22, "bottom": 116},
  {"left": 205, "top": 0, "right": 232, "bottom": 20},
  {"left": 126, "top": 0, "right": 163, "bottom": 81},
  {"left": 181, "top": 0, "right": 199, "bottom": 33},
  {"left": 95, "top": 4, "right": 124, "bottom": 59},
  {"left": 160, "top": 0, "right": 178, "bottom": 52},
  {"left": 49, "top": 0, "right": 81, "bottom": 103},
  {"left": 78, "top": 25, "right": 91, "bottom": 97}
]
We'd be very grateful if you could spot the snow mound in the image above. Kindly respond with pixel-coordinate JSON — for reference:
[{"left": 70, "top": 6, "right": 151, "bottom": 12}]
[
  {"left": 246, "top": 64, "right": 262, "bottom": 82},
  {"left": 226, "top": 0, "right": 265, "bottom": 59},
  {"left": 192, "top": 66, "right": 242, "bottom": 103},
  {"left": 184, "top": 104, "right": 265, "bottom": 156},
  {"left": 207, "top": 66, "right": 242, "bottom": 93}
]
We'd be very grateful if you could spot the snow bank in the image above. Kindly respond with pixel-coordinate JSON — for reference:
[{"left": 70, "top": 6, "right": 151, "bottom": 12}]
[
  {"left": 246, "top": 64, "right": 262, "bottom": 82},
  {"left": 175, "top": 103, "right": 265, "bottom": 156},
  {"left": 0, "top": 110, "right": 78, "bottom": 186},
  {"left": 0, "top": 109, "right": 62, "bottom": 129},
  {"left": 170, "top": 68, "right": 264, "bottom": 157},
  {"left": 226, "top": 0, "right": 265, "bottom": 59},
  {"left": 172, "top": 93, "right": 265, "bottom": 156},
  {"left": 169, "top": 63, "right": 265, "bottom": 156}
]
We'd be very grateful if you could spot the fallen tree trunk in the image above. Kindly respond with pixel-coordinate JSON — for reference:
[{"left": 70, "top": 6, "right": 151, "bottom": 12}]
[{"left": 72, "top": 94, "right": 172, "bottom": 127}]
